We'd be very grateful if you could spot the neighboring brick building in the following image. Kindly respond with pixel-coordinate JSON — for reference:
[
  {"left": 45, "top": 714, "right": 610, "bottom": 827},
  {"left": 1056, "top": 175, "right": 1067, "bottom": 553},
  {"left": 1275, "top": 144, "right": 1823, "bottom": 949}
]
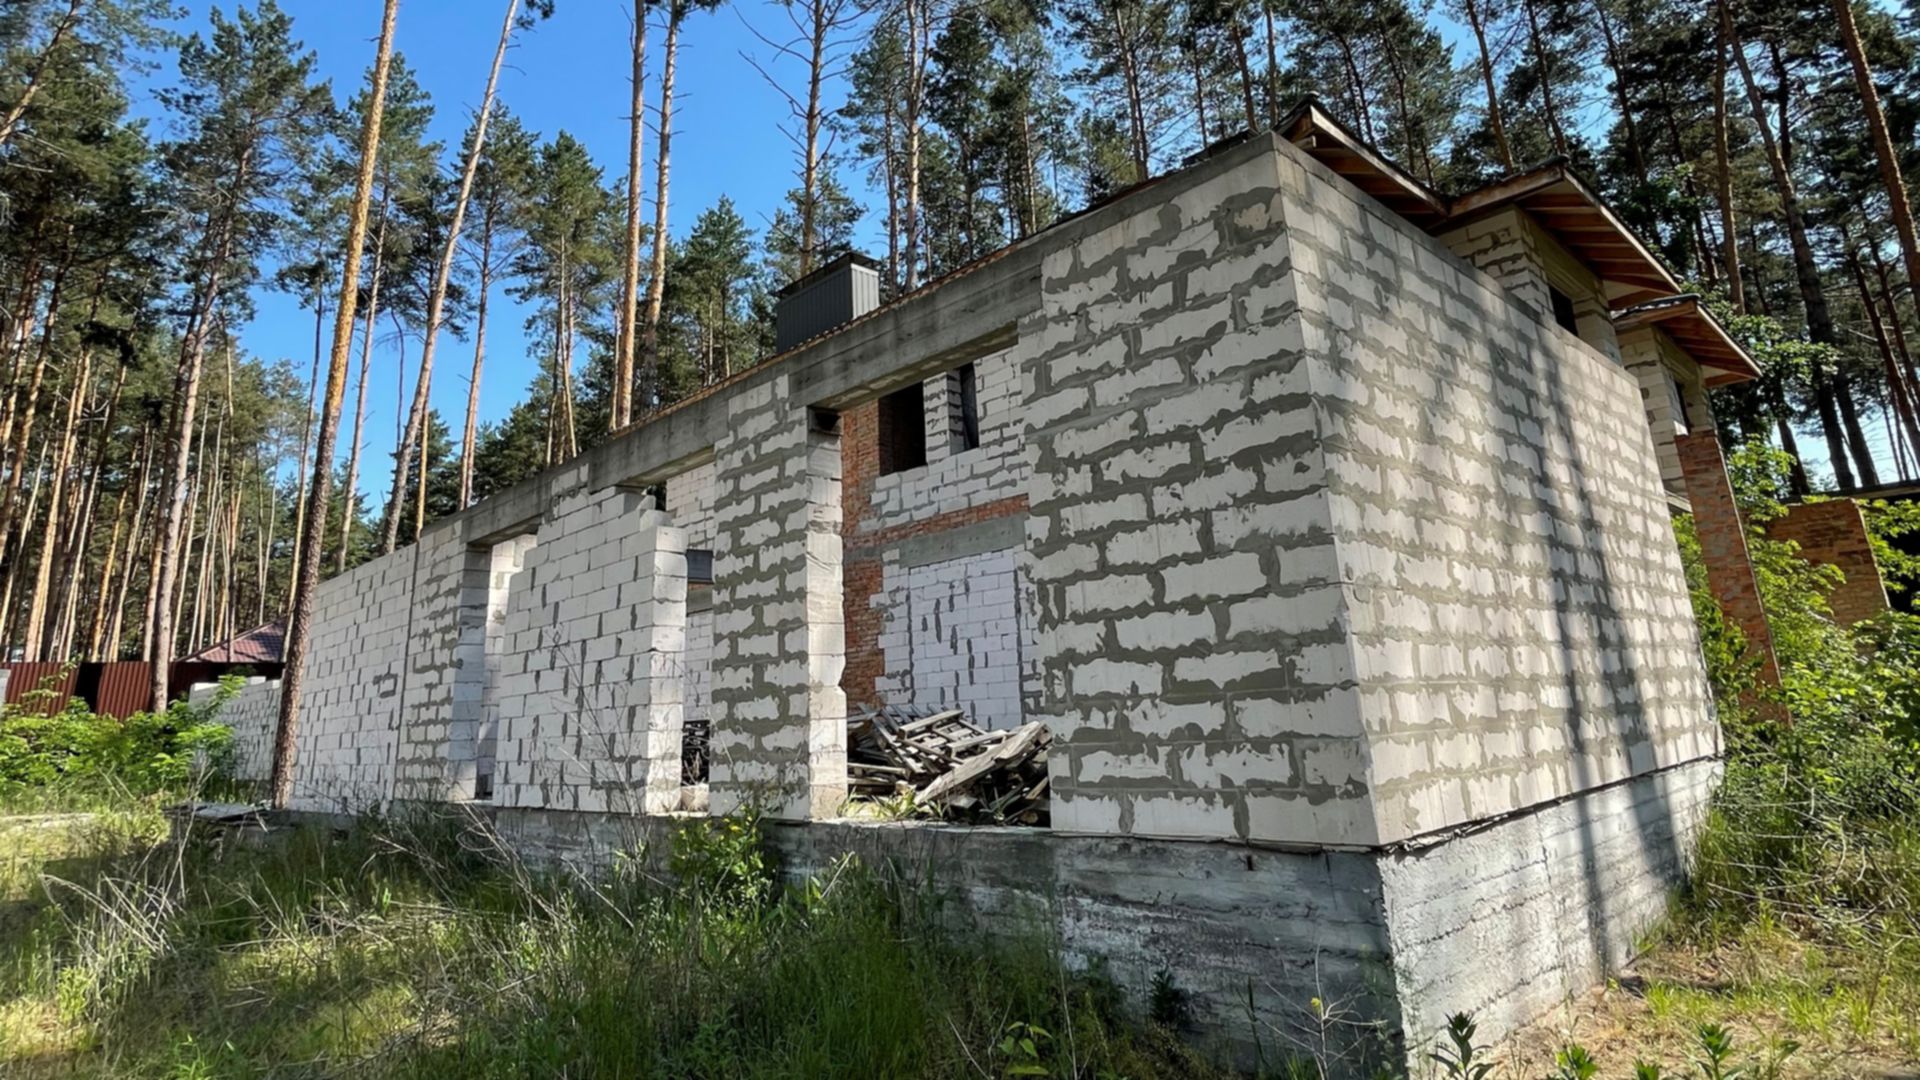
[
  {"left": 1767, "top": 499, "right": 1890, "bottom": 625},
  {"left": 197, "top": 103, "right": 1761, "bottom": 1072}
]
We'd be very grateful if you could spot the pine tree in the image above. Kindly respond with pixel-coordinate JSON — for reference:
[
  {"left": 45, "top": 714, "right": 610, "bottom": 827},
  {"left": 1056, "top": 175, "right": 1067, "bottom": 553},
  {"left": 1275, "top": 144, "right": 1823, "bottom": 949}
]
[
  {"left": 275, "top": 0, "right": 400, "bottom": 810},
  {"left": 147, "top": 0, "right": 328, "bottom": 706},
  {"left": 458, "top": 106, "right": 536, "bottom": 509},
  {"left": 510, "top": 132, "right": 616, "bottom": 465}
]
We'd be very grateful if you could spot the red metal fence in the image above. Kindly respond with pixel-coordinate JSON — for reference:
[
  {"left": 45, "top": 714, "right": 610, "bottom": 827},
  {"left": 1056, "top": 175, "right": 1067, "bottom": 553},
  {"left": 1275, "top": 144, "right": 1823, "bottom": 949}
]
[
  {"left": 2, "top": 660, "right": 278, "bottom": 718},
  {"left": 2, "top": 663, "right": 80, "bottom": 714}
]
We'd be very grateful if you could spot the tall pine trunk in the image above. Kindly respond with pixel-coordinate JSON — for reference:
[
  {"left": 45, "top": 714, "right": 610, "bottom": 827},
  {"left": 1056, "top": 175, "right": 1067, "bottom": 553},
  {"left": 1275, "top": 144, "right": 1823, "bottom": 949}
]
[
  {"left": 1721, "top": 0, "right": 1855, "bottom": 489},
  {"left": 639, "top": 2, "right": 684, "bottom": 407},
  {"left": 380, "top": 0, "right": 520, "bottom": 553},
  {"left": 1713, "top": 29, "right": 1743, "bottom": 312},
  {"left": 151, "top": 147, "right": 251, "bottom": 708},
  {"left": 459, "top": 223, "right": 493, "bottom": 508},
  {"left": 1463, "top": 0, "right": 1513, "bottom": 170},
  {"left": 339, "top": 205, "right": 388, "bottom": 573},
  {"left": 0, "top": 0, "right": 83, "bottom": 150},
  {"left": 274, "top": 0, "right": 401, "bottom": 811},
  {"left": 1829, "top": 0, "right": 1920, "bottom": 337},
  {"left": 1522, "top": 0, "right": 1568, "bottom": 156},
  {"left": 615, "top": 0, "right": 648, "bottom": 429}
]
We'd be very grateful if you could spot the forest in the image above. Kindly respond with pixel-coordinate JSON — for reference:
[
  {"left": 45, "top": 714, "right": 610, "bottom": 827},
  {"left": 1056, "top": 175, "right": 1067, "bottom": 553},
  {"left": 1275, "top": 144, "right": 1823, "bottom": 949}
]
[{"left": 0, "top": 0, "right": 1917, "bottom": 681}]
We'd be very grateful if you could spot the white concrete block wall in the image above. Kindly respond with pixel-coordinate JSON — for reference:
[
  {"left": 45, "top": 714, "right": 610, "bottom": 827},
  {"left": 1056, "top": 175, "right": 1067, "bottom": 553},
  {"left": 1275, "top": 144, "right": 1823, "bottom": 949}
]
[
  {"left": 1023, "top": 135, "right": 1716, "bottom": 848},
  {"left": 287, "top": 547, "right": 421, "bottom": 811},
  {"left": 874, "top": 548, "right": 1028, "bottom": 730},
  {"left": 707, "top": 374, "right": 847, "bottom": 820},
  {"left": 475, "top": 534, "right": 536, "bottom": 798},
  {"left": 191, "top": 677, "right": 280, "bottom": 782},
  {"left": 1619, "top": 329, "right": 1707, "bottom": 501},
  {"left": 1436, "top": 208, "right": 1623, "bottom": 366},
  {"left": 665, "top": 457, "right": 718, "bottom": 548},
  {"left": 1283, "top": 141, "right": 1719, "bottom": 844},
  {"left": 490, "top": 483, "right": 689, "bottom": 814}
]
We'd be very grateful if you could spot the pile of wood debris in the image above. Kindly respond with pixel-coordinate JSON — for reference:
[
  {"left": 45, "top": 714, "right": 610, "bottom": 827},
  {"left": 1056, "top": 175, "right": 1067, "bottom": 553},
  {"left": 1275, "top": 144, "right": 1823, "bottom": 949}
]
[{"left": 847, "top": 705, "right": 1050, "bottom": 825}]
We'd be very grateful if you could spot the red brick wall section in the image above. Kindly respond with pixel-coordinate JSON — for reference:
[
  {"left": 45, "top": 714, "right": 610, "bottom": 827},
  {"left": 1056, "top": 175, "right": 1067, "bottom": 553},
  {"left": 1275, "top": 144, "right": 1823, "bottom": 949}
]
[
  {"left": 1766, "top": 499, "right": 1890, "bottom": 626},
  {"left": 837, "top": 398, "right": 1029, "bottom": 711},
  {"left": 1676, "top": 431, "right": 1781, "bottom": 686},
  {"left": 840, "top": 402, "right": 884, "bottom": 710}
]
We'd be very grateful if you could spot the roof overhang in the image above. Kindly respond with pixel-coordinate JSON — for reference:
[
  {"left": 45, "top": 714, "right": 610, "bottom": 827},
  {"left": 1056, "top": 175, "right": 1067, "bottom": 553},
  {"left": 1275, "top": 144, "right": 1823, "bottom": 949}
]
[
  {"left": 1278, "top": 99, "right": 1451, "bottom": 230},
  {"left": 1613, "top": 294, "right": 1761, "bottom": 386},
  {"left": 1443, "top": 162, "right": 1682, "bottom": 308},
  {"left": 1277, "top": 107, "right": 1682, "bottom": 310}
]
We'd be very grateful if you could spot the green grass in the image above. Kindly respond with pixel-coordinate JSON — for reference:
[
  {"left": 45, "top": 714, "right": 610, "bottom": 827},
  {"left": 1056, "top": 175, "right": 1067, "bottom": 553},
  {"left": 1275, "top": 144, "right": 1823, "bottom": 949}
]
[{"left": 0, "top": 805, "right": 1241, "bottom": 1080}]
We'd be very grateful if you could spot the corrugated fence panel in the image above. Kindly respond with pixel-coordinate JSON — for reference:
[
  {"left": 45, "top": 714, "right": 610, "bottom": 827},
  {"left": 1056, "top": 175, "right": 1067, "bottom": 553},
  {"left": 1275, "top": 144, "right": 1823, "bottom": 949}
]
[
  {"left": 3, "top": 663, "right": 78, "bottom": 714},
  {"left": 93, "top": 662, "right": 153, "bottom": 718}
]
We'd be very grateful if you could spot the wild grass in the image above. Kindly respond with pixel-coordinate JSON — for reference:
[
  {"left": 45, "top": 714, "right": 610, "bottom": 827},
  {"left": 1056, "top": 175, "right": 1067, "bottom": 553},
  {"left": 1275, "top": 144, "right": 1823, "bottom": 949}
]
[{"left": 0, "top": 805, "right": 1235, "bottom": 1080}]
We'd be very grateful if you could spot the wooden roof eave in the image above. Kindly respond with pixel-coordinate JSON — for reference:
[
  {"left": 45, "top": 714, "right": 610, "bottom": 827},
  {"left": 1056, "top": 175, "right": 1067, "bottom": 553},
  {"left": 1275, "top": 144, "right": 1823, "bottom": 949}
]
[
  {"left": 1615, "top": 297, "right": 1762, "bottom": 385},
  {"left": 1441, "top": 166, "right": 1684, "bottom": 305},
  {"left": 1280, "top": 101, "right": 1450, "bottom": 226}
]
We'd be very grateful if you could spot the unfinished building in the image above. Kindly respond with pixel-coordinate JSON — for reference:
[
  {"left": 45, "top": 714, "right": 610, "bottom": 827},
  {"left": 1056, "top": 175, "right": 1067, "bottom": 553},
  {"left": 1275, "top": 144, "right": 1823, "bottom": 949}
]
[{"left": 198, "top": 101, "right": 1767, "bottom": 1070}]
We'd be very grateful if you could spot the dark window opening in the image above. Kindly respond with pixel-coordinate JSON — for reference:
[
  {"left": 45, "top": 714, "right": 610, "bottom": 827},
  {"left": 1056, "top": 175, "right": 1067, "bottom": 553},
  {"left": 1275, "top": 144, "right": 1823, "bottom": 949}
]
[
  {"left": 951, "top": 363, "right": 981, "bottom": 452},
  {"left": 1548, "top": 285, "right": 1579, "bottom": 335},
  {"left": 878, "top": 381, "right": 927, "bottom": 475},
  {"left": 687, "top": 548, "right": 715, "bottom": 585},
  {"left": 1670, "top": 376, "right": 1692, "bottom": 433}
]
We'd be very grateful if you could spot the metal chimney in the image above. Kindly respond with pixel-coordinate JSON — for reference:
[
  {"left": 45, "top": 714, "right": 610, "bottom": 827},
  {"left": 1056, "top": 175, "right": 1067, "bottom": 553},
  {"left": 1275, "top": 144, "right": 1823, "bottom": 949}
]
[{"left": 774, "top": 251, "right": 883, "bottom": 352}]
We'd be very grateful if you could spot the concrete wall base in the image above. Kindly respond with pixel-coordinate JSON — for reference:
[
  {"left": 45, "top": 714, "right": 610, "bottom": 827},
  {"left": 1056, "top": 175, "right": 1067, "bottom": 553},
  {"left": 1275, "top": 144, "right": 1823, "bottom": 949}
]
[{"left": 265, "top": 755, "right": 1716, "bottom": 1075}]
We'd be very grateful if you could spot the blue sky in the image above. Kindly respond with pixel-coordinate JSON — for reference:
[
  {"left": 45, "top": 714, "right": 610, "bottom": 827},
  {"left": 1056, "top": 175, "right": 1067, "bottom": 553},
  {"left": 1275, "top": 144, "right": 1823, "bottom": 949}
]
[{"left": 137, "top": 0, "right": 875, "bottom": 501}]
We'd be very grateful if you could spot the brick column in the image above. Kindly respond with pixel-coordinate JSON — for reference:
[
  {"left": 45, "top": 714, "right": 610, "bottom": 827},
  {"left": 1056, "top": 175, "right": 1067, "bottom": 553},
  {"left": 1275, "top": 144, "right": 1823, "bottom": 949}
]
[
  {"left": 1676, "top": 431, "right": 1780, "bottom": 685},
  {"left": 709, "top": 373, "right": 847, "bottom": 820},
  {"left": 839, "top": 400, "right": 885, "bottom": 712},
  {"left": 1765, "top": 499, "right": 1889, "bottom": 626}
]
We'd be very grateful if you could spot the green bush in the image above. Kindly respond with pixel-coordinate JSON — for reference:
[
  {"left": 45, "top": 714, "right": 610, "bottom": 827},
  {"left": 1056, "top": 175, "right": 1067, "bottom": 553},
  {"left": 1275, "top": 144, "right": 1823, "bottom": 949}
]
[
  {"left": 1676, "top": 442, "right": 1920, "bottom": 941},
  {"left": 0, "top": 675, "right": 238, "bottom": 798}
]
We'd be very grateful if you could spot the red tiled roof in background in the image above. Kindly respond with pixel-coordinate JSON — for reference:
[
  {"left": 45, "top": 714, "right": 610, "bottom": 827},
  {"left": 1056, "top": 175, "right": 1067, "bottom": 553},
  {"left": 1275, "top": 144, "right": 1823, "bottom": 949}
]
[{"left": 184, "top": 620, "right": 285, "bottom": 664}]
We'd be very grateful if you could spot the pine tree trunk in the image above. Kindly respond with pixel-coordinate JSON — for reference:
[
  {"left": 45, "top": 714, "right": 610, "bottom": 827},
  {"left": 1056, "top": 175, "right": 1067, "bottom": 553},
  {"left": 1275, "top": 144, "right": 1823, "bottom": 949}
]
[
  {"left": 1261, "top": 3, "right": 1280, "bottom": 125},
  {"left": 1836, "top": 377, "right": 1881, "bottom": 487},
  {"left": 23, "top": 339, "right": 90, "bottom": 660},
  {"left": 459, "top": 232, "right": 492, "bottom": 508},
  {"left": 1463, "top": 0, "right": 1513, "bottom": 171},
  {"left": 1869, "top": 240, "right": 1920, "bottom": 395},
  {"left": 1187, "top": 44, "right": 1209, "bottom": 148},
  {"left": 381, "top": 0, "right": 519, "bottom": 554},
  {"left": 1830, "top": 0, "right": 1920, "bottom": 337},
  {"left": 1329, "top": 30, "right": 1376, "bottom": 144},
  {"left": 902, "top": 0, "right": 927, "bottom": 289},
  {"left": 1721, "top": 0, "right": 1853, "bottom": 488},
  {"left": 0, "top": 0, "right": 83, "bottom": 150},
  {"left": 1592, "top": 0, "right": 1646, "bottom": 184},
  {"left": 1713, "top": 28, "right": 1743, "bottom": 313},
  {"left": 800, "top": 0, "right": 829, "bottom": 274},
  {"left": 87, "top": 486, "right": 129, "bottom": 659},
  {"left": 275, "top": 0, "right": 402, "bottom": 811},
  {"left": 288, "top": 298, "right": 321, "bottom": 606},
  {"left": 339, "top": 206, "right": 388, "bottom": 573},
  {"left": 104, "top": 437, "right": 153, "bottom": 660},
  {"left": 0, "top": 248, "right": 74, "bottom": 593},
  {"left": 54, "top": 363, "right": 126, "bottom": 657},
  {"left": 1522, "top": 0, "right": 1567, "bottom": 156},
  {"left": 640, "top": 3, "right": 685, "bottom": 407},
  {"left": 150, "top": 151, "right": 251, "bottom": 708},
  {"left": 615, "top": 0, "right": 648, "bottom": 429},
  {"left": 1848, "top": 242, "right": 1920, "bottom": 459}
]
